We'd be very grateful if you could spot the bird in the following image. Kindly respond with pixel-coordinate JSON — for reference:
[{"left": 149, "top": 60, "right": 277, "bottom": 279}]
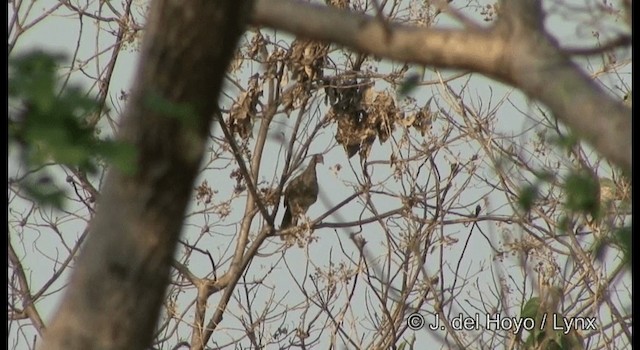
[{"left": 280, "top": 154, "right": 324, "bottom": 233}]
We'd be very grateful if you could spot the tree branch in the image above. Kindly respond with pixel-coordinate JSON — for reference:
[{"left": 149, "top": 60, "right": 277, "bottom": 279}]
[{"left": 251, "top": 0, "right": 631, "bottom": 173}]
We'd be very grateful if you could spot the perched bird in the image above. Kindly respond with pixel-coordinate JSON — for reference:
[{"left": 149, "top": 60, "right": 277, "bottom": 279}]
[{"left": 280, "top": 154, "right": 324, "bottom": 232}]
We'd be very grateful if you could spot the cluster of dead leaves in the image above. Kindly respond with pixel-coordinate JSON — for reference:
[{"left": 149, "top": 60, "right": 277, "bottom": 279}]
[
  {"left": 400, "top": 103, "right": 434, "bottom": 137},
  {"left": 281, "top": 83, "right": 310, "bottom": 116},
  {"left": 227, "top": 31, "right": 434, "bottom": 155},
  {"left": 326, "top": 77, "right": 404, "bottom": 159},
  {"left": 228, "top": 73, "right": 262, "bottom": 139},
  {"left": 287, "top": 39, "right": 329, "bottom": 83},
  {"left": 228, "top": 35, "right": 331, "bottom": 136},
  {"left": 324, "top": 0, "right": 350, "bottom": 9},
  {"left": 195, "top": 180, "right": 216, "bottom": 205}
]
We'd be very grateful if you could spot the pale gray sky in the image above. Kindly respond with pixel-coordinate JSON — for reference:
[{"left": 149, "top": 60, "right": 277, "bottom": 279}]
[{"left": 8, "top": 0, "right": 631, "bottom": 349}]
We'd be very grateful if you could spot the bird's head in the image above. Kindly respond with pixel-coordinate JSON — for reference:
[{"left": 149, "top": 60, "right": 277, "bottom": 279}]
[{"left": 313, "top": 154, "right": 324, "bottom": 165}]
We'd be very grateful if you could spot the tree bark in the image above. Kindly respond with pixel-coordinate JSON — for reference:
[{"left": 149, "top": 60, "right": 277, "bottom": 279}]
[{"left": 41, "top": 0, "right": 251, "bottom": 349}]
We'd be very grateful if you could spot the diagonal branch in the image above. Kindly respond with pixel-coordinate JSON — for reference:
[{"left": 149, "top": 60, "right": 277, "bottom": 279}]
[
  {"left": 8, "top": 238, "right": 46, "bottom": 335},
  {"left": 214, "top": 110, "right": 272, "bottom": 226}
]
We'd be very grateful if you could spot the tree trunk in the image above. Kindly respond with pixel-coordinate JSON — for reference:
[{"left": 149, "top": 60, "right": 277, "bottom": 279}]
[{"left": 41, "top": 0, "right": 251, "bottom": 349}]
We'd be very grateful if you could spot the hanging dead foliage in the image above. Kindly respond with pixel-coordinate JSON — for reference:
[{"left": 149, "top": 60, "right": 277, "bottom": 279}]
[
  {"left": 228, "top": 48, "right": 244, "bottom": 74},
  {"left": 326, "top": 77, "right": 403, "bottom": 160},
  {"left": 288, "top": 39, "right": 329, "bottom": 83},
  {"left": 230, "top": 168, "right": 246, "bottom": 194},
  {"left": 335, "top": 109, "right": 377, "bottom": 159},
  {"left": 228, "top": 74, "right": 262, "bottom": 139},
  {"left": 367, "top": 91, "right": 402, "bottom": 143},
  {"left": 265, "top": 47, "right": 286, "bottom": 80},
  {"left": 281, "top": 82, "right": 310, "bottom": 116},
  {"left": 400, "top": 103, "right": 434, "bottom": 136},
  {"left": 248, "top": 31, "right": 268, "bottom": 62},
  {"left": 325, "top": 0, "right": 350, "bottom": 9},
  {"left": 195, "top": 180, "right": 216, "bottom": 205},
  {"left": 412, "top": 105, "right": 434, "bottom": 136}
]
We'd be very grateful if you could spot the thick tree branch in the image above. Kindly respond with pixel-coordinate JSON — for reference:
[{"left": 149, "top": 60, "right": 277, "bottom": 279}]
[
  {"left": 253, "top": 0, "right": 509, "bottom": 80},
  {"left": 252, "top": 0, "right": 631, "bottom": 173}
]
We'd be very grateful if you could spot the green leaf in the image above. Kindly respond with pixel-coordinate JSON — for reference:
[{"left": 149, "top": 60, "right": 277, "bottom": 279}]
[
  {"left": 548, "top": 132, "right": 579, "bottom": 152},
  {"left": 397, "top": 73, "right": 420, "bottom": 97},
  {"left": 9, "top": 50, "right": 138, "bottom": 208},
  {"left": 144, "top": 91, "right": 198, "bottom": 128},
  {"left": 96, "top": 141, "right": 138, "bottom": 175},
  {"left": 614, "top": 226, "right": 632, "bottom": 267},
  {"left": 21, "top": 176, "right": 66, "bottom": 210},
  {"left": 564, "top": 171, "right": 600, "bottom": 217},
  {"left": 557, "top": 215, "right": 572, "bottom": 233},
  {"left": 533, "top": 170, "right": 555, "bottom": 182},
  {"left": 521, "top": 297, "right": 541, "bottom": 319},
  {"left": 518, "top": 184, "right": 539, "bottom": 212}
]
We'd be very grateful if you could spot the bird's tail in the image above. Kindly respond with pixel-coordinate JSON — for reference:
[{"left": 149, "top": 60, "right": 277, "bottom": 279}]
[{"left": 280, "top": 208, "right": 293, "bottom": 231}]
